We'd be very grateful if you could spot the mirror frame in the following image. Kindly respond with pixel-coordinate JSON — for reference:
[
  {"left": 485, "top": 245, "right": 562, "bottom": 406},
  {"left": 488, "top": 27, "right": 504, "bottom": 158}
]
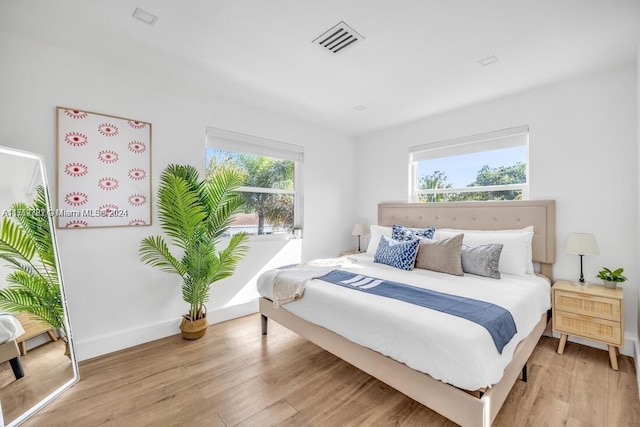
[{"left": 0, "top": 145, "right": 79, "bottom": 426}]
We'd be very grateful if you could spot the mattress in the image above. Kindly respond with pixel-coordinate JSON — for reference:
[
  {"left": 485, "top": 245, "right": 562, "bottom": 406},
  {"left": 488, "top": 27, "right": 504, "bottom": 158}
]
[
  {"left": 0, "top": 313, "right": 25, "bottom": 344},
  {"left": 257, "top": 254, "right": 550, "bottom": 391}
]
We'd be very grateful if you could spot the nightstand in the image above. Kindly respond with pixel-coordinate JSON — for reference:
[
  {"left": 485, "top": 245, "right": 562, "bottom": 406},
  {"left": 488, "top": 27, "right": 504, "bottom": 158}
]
[
  {"left": 552, "top": 280, "right": 624, "bottom": 370},
  {"left": 339, "top": 250, "right": 362, "bottom": 257},
  {"left": 15, "top": 312, "right": 58, "bottom": 355}
]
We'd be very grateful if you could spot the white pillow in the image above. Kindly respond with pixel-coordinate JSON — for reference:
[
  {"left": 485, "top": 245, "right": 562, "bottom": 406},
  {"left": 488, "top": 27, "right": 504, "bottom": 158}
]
[
  {"left": 366, "top": 225, "right": 393, "bottom": 256},
  {"left": 434, "top": 226, "right": 534, "bottom": 276}
]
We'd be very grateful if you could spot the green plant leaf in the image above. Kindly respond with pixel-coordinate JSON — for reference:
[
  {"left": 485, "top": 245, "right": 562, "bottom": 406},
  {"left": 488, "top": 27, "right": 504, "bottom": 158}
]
[
  {"left": 0, "top": 186, "right": 65, "bottom": 337},
  {"left": 139, "top": 235, "right": 186, "bottom": 276},
  {"left": 140, "top": 165, "right": 249, "bottom": 318}
]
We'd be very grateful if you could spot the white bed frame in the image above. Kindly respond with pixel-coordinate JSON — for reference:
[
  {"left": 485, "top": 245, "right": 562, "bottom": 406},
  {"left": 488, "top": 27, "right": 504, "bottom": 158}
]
[{"left": 260, "top": 200, "right": 556, "bottom": 427}]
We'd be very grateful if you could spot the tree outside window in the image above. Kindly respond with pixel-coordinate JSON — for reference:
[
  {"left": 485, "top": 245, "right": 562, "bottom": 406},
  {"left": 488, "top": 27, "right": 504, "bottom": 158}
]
[
  {"left": 207, "top": 149, "right": 295, "bottom": 235},
  {"left": 419, "top": 162, "right": 526, "bottom": 202}
]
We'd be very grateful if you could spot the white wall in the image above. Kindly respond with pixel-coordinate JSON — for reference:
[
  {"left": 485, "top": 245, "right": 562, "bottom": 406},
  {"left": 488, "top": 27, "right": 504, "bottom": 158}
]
[
  {"left": 356, "top": 63, "right": 639, "bottom": 355},
  {"left": 0, "top": 31, "right": 358, "bottom": 360},
  {"left": 636, "top": 42, "right": 640, "bottom": 386}
]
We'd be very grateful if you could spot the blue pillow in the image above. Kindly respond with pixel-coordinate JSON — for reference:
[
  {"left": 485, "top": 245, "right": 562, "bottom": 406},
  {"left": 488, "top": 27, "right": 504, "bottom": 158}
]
[
  {"left": 374, "top": 235, "right": 420, "bottom": 270},
  {"left": 392, "top": 224, "right": 435, "bottom": 241}
]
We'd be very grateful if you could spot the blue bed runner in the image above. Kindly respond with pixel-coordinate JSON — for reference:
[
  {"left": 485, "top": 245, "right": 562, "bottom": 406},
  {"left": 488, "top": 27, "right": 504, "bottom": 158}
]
[{"left": 318, "top": 270, "right": 517, "bottom": 353}]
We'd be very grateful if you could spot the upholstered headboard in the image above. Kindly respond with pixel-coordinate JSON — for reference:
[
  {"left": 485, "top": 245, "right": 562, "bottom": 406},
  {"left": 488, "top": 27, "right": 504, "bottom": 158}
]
[{"left": 378, "top": 200, "right": 556, "bottom": 279}]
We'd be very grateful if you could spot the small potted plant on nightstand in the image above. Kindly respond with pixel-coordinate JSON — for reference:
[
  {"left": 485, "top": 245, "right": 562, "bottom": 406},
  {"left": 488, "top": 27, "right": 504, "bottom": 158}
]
[{"left": 596, "top": 267, "right": 627, "bottom": 289}]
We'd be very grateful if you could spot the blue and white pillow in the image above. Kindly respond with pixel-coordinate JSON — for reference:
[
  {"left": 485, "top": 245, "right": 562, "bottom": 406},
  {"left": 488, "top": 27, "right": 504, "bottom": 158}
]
[
  {"left": 374, "top": 235, "right": 420, "bottom": 271},
  {"left": 392, "top": 224, "right": 436, "bottom": 241}
]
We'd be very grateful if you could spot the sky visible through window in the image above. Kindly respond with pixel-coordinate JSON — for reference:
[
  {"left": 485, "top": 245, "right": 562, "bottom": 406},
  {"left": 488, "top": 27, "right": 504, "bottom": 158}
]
[{"left": 418, "top": 146, "right": 527, "bottom": 187}]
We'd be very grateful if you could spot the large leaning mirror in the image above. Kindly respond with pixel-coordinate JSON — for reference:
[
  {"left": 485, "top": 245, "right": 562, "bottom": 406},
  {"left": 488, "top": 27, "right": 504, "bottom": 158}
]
[{"left": 0, "top": 145, "right": 78, "bottom": 426}]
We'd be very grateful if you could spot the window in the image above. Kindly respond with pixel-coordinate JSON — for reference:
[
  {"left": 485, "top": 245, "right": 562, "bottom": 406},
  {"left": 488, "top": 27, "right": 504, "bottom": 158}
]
[
  {"left": 206, "top": 127, "right": 303, "bottom": 236},
  {"left": 409, "top": 126, "right": 529, "bottom": 202}
]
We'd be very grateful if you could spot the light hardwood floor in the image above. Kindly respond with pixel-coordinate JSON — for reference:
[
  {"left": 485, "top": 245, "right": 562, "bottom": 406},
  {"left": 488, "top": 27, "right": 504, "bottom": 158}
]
[
  {"left": 0, "top": 340, "right": 73, "bottom": 425},
  {"left": 23, "top": 314, "right": 640, "bottom": 426}
]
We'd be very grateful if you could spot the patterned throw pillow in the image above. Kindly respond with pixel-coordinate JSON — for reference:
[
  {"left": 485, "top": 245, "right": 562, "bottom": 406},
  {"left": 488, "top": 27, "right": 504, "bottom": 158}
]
[
  {"left": 374, "top": 235, "right": 420, "bottom": 271},
  {"left": 461, "top": 243, "right": 503, "bottom": 279},
  {"left": 392, "top": 224, "right": 436, "bottom": 241}
]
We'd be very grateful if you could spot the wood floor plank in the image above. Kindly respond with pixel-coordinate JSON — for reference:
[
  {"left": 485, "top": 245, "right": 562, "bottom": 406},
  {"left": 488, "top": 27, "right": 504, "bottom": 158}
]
[
  {"left": 607, "top": 353, "right": 640, "bottom": 427},
  {"left": 0, "top": 340, "right": 73, "bottom": 424},
  {"left": 282, "top": 359, "right": 371, "bottom": 412},
  {"left": 214, "top": 376, "right": 282, "bottom": 426},
  {"left": 235, "top": 398, "right": 297, "bottom": 427},
  {"left": 279, "top": 377, "right": 379, "bottom": 427},
  {"left": 524, "top": 393, "right": 570, "bottom": 427},
  {"left": 570, "top": 344, "right": 611, "bottom": 426},
  {"left": 493, "top": 362, "right": 546, "bottom": 426},
  {"left": 19, "top": 314, "right": 640, "bottom": 427}
]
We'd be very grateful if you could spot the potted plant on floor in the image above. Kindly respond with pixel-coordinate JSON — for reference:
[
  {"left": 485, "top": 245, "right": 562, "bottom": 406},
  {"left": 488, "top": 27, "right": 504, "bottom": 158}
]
[
  {"left": 596, "top": 267, "right": 627, "bottom": 289},
  {"left": 0, "top": 186, "right": 69, "bottom": 353},
  {"left": 139, "top": 164, "right": 249, "bottom": 339}
]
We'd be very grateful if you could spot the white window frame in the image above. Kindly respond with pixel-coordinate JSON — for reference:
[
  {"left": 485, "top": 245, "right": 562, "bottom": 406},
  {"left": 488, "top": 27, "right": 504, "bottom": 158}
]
[
  {"left": 409, "top": 126, "right": 529, "bottom": 202},
  {"left": 206, "top": 127, "right": 304, "bottom": 239}
]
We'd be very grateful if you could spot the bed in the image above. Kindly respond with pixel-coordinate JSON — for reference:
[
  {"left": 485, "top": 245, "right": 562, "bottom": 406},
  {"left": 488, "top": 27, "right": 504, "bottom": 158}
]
[
  {"left": 258, "top": 200, "right": 556, "bottom": 427},
  {"left": 0, "top": 313, "right": 26, "bottom": 380}
]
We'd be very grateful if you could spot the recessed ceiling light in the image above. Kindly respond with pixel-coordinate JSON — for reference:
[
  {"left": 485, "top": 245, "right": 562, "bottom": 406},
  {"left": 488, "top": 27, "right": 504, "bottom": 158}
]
[
  {"left": 132, "top": 8, "right": 158, "bottom": 26},
  {"left": 478, "top": 55, "right": 499, "bottom": 66},
  {"left": 354, "top": 105, "right": 367, "bottom": 111}
]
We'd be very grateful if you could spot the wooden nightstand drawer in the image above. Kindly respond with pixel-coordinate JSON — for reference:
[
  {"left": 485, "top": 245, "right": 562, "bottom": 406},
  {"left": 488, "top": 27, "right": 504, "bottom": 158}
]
[
  {"left": 554, "top": 310, "right": 622, "bottom": 346},
  {"left": 554, "top": 290, "right": 621, "bottom": 321},
  {"left": 552, "top": 280, "right": 624, "bottom": 370}
]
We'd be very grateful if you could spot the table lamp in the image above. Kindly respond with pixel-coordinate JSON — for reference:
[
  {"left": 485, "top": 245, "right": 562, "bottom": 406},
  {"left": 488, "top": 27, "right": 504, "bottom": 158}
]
[
  {"left": 351, "top": 224, "right": 368, "bottom": 253},
  {"left": 565, "top": 233, "right": 599, "bottom": 284}
]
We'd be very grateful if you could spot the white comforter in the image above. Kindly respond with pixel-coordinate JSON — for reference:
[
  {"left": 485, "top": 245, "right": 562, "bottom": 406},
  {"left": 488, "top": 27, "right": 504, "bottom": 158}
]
[
  {"left": 257, "top": 254, "right": 550, "bottom": 391},
  {"left": 0, "top": 313, "right": 25, "bottom": 344}
]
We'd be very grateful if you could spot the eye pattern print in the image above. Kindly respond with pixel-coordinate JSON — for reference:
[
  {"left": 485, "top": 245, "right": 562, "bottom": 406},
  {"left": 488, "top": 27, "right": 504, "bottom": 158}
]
[
  {"left": 128, "top": 168, "right": 146, "bottom": 180},
  {"left": 65, "top": 162, "right": 89, "bottom": 177},
  {"left": 65, "top": 132, "right": 88, "bottom": 146},
  {"left": 98, "top": 150, "right": 119, "bottom": 163},
  {"left": 65, "top": 220, "right": 89, "bottom": 228},
  {"left": 98, "top": 177, "right": 119, "bottom": 191},
  {"left": 58, "top": 108, "right": 151, "bottom": 227},
  {"left": 99, "top": 204, "right": 119, "bottom": 215},
  {"left": 128, "top": 120, "right": 147, "bottom": 129},
  {"left": 128, "top": 141, "right": 147, "bottom": 153},
  {"left": 128, "top": 194, "right": 147, "bottom": 206},
  {"left": 64, "top": 109, "right": 88, "bottom": 119},
  {"left": 65, "top": 192, "right": 89, "bottom": 206},
  {"left": 97, "top": 123, "right": 119, "bottom": 137}
]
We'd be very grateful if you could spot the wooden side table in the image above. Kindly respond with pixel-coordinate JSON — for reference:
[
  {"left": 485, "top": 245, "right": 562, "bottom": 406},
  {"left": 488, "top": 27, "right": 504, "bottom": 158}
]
[
  {"left": 552, "top": 280, "right": 623, "bottom": 370},
  {"left": 15, "top": 312, "right": 58, "bottom": 355}
]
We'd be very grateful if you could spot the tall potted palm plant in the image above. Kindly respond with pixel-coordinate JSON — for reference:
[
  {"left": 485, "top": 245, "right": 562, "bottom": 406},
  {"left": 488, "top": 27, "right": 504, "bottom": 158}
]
[
  {"left": 139, "top": 164, "right": 249, "bottom": 340},
  {"left": 0, "top": 186, "right": 67, "bottom": 344}
]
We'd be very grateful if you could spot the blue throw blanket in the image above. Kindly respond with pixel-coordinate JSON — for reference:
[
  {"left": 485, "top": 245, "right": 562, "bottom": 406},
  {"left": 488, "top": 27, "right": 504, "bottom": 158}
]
[{"left": 318, "top": 270, "right": 517, "bottom": 353}]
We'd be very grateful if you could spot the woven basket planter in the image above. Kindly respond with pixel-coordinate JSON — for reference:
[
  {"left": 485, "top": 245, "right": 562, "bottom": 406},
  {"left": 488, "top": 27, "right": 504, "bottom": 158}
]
[{"left": 179, "top": 316, "right": 208, "bottom": 340}]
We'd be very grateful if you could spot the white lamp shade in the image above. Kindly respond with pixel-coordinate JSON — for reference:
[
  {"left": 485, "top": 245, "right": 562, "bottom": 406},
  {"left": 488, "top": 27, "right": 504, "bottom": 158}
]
[
  {"left": 351, "top": 223, "right": 368, "bottom": 236},
  {"left": 565, "top": 233, "right": 599, "bottom": 256}
]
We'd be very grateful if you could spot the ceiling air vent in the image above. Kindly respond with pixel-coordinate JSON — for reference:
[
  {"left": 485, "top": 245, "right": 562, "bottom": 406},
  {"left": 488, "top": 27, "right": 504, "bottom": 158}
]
[{"left": 312, "top": 21, "right": 364, "bottom": 54}]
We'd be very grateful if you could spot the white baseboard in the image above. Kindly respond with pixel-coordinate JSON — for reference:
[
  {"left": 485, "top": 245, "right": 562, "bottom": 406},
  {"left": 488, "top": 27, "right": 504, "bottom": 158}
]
[{"left": 74, "top": 299, "right": 259, "bottom": 362}]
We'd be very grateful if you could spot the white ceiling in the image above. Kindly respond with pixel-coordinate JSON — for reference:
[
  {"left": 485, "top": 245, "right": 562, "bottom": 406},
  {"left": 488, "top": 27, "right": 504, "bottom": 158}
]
[{"left": 1, "top": 0, "right": 639, "bottom": 136}]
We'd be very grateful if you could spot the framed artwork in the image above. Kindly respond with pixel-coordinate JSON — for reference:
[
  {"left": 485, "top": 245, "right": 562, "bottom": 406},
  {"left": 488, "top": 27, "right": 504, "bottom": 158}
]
[{"left": 56, "top": 107, "right": 152, "bottom": 228}]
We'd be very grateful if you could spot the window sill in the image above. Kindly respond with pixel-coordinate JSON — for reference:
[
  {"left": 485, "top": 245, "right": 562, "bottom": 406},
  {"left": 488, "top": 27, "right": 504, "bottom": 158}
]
[{"left": 222, "top": 234, "right": 301, "bottom": 243}]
